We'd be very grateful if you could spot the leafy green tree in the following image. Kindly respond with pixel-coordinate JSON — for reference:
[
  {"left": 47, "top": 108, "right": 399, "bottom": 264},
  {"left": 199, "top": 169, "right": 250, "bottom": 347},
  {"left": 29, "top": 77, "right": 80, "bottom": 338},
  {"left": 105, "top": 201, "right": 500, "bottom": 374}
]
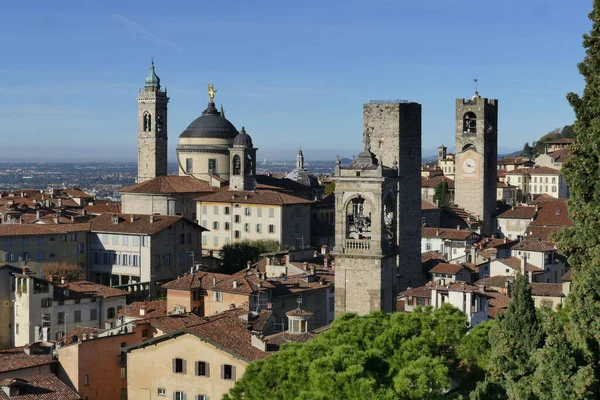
[
  {"left": 433, "top": 179, "right": 451, "bottom": 208},
  {"left": 561, "top": 124, "right": 576, "bottom": 139},
  {"left": 472, "top": 274, "right": 543, "bottom": 399},
  {"left": 219, "top": 240, "right": 280, "bottom": 274},
  {"left": 549, "top": 0, "right": 600, "bottom": 395},
  {"left": 225, "top": 305, "right": 477, "bottom": 400}
]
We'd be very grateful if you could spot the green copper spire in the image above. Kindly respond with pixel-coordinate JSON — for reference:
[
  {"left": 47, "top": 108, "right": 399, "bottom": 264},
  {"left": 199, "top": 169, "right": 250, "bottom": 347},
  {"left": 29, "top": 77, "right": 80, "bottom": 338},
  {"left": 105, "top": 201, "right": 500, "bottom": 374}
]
[{"left": 144, "top": 59, "right": 161, "bottom": 88}]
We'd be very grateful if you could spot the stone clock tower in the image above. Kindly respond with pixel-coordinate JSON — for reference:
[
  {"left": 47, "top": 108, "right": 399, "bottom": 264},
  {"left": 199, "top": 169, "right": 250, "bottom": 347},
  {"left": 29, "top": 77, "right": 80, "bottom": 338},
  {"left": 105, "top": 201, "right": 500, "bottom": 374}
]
[{"left": 454, "top": 93, "right": 498, "bottom": 234}]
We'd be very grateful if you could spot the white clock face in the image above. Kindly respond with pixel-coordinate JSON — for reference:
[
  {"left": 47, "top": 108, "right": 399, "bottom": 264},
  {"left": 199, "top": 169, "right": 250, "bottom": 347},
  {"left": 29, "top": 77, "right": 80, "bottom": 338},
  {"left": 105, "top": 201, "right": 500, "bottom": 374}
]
[{"left": 462, "top": 158, "right": 476, "bottom": 174}]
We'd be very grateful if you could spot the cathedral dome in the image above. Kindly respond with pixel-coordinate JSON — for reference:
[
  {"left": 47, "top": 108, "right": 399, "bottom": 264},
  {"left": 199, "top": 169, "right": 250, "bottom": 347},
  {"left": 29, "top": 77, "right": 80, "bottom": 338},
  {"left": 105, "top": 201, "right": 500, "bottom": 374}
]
[
  {"left": 233, "top": 127, "right": 253, "bottom": 147},
  {"left": 286, "top": 169, "right": 320, "bottom": 189},
  {"left": 180, "top": 102, "right": 238, "bottom": 139}
]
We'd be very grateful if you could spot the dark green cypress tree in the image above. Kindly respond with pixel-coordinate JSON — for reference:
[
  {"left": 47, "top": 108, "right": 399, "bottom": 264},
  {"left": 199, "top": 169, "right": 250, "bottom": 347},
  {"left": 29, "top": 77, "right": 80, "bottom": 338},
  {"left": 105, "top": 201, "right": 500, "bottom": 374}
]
[
  {"left": 433, "top": 179, "right": 451, "bottom": 208},
  {"left": 472, "top": 274, "right": 542, "bottom": 399}
]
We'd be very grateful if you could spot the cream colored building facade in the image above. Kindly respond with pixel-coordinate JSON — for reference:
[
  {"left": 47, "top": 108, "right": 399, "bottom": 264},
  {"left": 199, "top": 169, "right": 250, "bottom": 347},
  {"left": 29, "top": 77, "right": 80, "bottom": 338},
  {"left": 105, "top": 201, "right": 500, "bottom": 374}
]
[
  {"left": 505, "top": 167, "right": 568, "bottom": 200},
  {"left": 197, "top": 192, "right": 312, "bottom": 254},
  {"left": 126, "top": 325, "right": 266, "bottom": 400},
  {"left": 0, "top": 224, "right": 90, "bottom": 273}
]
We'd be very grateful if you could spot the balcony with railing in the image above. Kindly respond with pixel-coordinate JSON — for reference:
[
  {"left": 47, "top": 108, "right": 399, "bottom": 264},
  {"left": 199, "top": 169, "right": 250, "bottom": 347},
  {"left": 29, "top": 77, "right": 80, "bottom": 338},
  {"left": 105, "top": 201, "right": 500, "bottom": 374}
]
[{"left": 344, "top": 239, "right": 372, "bottom": 253}]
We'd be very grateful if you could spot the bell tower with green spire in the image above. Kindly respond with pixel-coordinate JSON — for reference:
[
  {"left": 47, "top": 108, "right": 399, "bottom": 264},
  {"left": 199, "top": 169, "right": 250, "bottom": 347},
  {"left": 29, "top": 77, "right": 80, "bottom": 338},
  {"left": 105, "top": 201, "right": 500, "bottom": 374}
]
[{"left": 137, "top": 60, "right": 169, "bottom": 183}]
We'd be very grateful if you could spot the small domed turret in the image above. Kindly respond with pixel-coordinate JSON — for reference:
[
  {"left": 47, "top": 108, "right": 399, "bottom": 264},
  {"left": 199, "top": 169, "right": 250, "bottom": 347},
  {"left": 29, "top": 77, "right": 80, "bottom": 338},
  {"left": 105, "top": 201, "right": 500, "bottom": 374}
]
[
  {"left": 144, "top": 60, "right": 160, "bottom": 88},
  {"left": 233, "top": 127, "right": 253, "bottom": 147}
]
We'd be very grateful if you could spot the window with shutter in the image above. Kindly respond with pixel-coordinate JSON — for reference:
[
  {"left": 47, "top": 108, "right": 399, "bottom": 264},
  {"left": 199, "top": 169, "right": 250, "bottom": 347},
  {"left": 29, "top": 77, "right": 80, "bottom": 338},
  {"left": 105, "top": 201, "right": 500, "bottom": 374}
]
[{"left": 196, "top": 361, "right": 209, "bottom": 377}]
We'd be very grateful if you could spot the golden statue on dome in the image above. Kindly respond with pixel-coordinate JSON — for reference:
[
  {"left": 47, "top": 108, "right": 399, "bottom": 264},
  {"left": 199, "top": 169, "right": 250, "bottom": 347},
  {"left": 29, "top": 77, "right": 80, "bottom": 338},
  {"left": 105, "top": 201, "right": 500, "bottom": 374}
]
[{"left": 208, "top": 83, "right": 217, "bottom": 102}]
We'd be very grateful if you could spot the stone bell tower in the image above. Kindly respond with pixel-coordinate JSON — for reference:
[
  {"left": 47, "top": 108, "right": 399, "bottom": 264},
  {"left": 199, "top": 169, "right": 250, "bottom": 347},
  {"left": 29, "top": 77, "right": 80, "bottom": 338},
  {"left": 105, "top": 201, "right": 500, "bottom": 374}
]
[
  {"left": 137, "top": 60, "right": 169, "bottom": 183},
  {"left": 454, "top": 92, "right": 498, "bottom": 234},
  {"left": 332, "top": 100, "right": 422, "bottom": 316},
  {"left": 229, "top": 127, "right": 257, "bottom": 191}
]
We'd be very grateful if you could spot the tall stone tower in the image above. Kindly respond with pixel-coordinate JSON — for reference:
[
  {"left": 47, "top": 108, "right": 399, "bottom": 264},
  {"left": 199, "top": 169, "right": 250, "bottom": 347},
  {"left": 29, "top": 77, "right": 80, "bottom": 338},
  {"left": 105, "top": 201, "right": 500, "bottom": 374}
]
[
  {"left": 229, "top": 127, "right": 257, "bottom": 191},
  {"left": 137, "top": 61, "right": 169, "bottom": 183},
  {"left": 332, "top": 100, "right": 422, "bottom": 316},
  {"left": 454, "top": 93, "right": 498, "bottom": 234},
  {"left": 363, "top": 101, "right": 422, "bottom": 290}
]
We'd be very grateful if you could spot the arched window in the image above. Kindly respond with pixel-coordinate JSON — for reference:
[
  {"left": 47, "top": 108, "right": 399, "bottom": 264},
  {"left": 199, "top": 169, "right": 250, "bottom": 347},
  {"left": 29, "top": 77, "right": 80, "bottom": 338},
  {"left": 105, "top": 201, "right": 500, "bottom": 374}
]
[
  {"left": 143, "top": 112, "right": 152, "bottom": 132},
  {"left": 245, "top": 154, "right": 253, "bottom": 176},
  {"left": 232, "top": 155, "right": 241, "bottom": 175},
  {"left": 463, "top": 112, "right": 477, "bottom": 136},
  {"left": 156, "top": 114, "right": 163, "bottom": 133}
]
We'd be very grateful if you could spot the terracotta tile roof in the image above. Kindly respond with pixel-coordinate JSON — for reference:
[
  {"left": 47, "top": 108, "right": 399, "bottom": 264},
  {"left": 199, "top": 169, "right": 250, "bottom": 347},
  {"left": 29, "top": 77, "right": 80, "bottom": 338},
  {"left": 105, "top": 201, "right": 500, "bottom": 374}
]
[
  {"left": 286, "top": 308, "right": 313, "bottom": 317},
  {"left": 525, "top": 226, "right": 562, "bottom": 241},
  {"left": 255, "top": 175, "right": 313, "bottom": 193},
  {"left": 461, "top": 262, "right": 479, "bottom": 273},
  {"left": 497, "top": 182, "right": 516, "bottom": 188},
  {"left": 146, "top": 313, "right": 206, "bottom": 333},
  {"left": 507, "top": 166, "right": 561, "bottom": 175},
  {"left": 446, "top": 207, "right": 484, "bottom": 225},
  {"left": 494, "top": 257, "right": 543, "bottom": 273},
  {"left": 186, "top": 311, "right": 269, "bottom": 362},
  {"left": 474, "top": 275, "right": 512, "bottom": 289},
  {"left": 399, "top": 286, "right": 432, "bottom": 299},
  {"left": 62, "top": 326, "right": 100, "bottom": 345},
  {"left": 497, "top": 206, "right": 537, "bottom": 220},
  {"left": 83, "top": 204, "right": 121, "bottom": 214},
  {"left": 562, "top": 270, "right": 572, "bottom": 282},
  {"left": 266, "top": 331, "right": 316, "bottom": 350},
  {"left": 120, "top": 175, "right": 216, "bottom": 194},
  {"left": 195, "top": 189, "right": 312, "bottom": 205},
  {"left": 0, "top": 347, "right": 54, "bottom": 374},
  {"left": 531, "top": 201, "right": 573, "bottom": 227},
  {"left": 429, "top": 263, "right": 465, "bottom": 275},
  {"left": 529, "top": 282, "right": 564, "bottom": 297},
  {"left": 510, "top": 238, "right": 556, "bottom": 252},
  {"left": 532, "top": 193, "right": 564, "bottom": 204},
  {"left": 497, "top": 170, "right": 507, "bottom": 178},
  {"left": 497, "top": 156, "right": 532, "bottom": 166},
  {"left": 0, "top": 375, "right": 81, "bottom": 400},
  {"left": 422, "top": 227, "right": 478, "bottom": 240},
  {"left": 421, "top": 198, "right": 439, "bottom": 210},
  {"left": 54, "top": 281, "right": 128, "bottom": 300},
  {"left": 475, "top": 237, "right": 517, "bottom": 250},
  {"left": 90, "top": 213, "right": 204, "bottom": 235},
  {"left": 486, "top": 289, "right": 511, "bottom": 318},
  {"left": 162, "top": 271, "right": 274, "bottom": 294},
  {"left": 545, "top": 138, "right": 576, "bottom": 144},
  {"left": 119, "top": 300, "right": 167, "bottom": 319},
  {"left": 61, "top": 189, "right": 94, "bottom": 199},
  {"left": 421, "top": 251, "right": 446, "bottom": 263},
  {"left": 0, "top": 222, "right": 90, "bottom": 237},
  {"left": 421, "top": 175, "right": 454, "bottom": 189},
  {"left": 547, "top": 148, "right": 571, "bottom": 163},
  {"left": 268, "top": 273, "right": 332, "bottom": 297}
]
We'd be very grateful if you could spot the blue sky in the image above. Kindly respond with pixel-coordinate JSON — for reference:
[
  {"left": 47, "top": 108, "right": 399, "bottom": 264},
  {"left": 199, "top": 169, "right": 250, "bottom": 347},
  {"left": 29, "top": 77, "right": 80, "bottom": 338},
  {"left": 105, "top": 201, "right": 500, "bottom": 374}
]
[{"left": 0, "top": 0, "right": 590, "bottom": 162}]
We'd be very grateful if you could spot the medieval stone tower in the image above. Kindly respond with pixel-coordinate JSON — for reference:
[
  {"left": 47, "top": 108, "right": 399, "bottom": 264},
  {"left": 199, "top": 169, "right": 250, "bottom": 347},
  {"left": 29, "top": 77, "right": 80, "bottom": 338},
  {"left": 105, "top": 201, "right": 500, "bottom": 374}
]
[
  {"left": 454, "top": 93, "right": 498, "bottom": 234},
  {"left": 137, "top": 61, "right": 169, "bottom": 183},
  {"left": 332, "top": 100, "right": 422, "bottom": 316}
]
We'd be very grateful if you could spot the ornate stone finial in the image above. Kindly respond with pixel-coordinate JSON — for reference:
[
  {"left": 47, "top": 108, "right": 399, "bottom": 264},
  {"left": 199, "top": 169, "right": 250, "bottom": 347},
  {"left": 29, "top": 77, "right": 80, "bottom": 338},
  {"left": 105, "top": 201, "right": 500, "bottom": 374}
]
[{"left": 208, "top": 83, "right": 217, "bottom": 103}]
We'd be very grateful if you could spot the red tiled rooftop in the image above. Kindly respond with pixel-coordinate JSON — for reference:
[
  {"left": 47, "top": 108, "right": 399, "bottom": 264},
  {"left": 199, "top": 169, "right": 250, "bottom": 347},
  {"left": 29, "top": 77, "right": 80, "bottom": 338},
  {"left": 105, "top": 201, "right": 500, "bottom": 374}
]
[
  {"left": 429, "top": 263, "right": 465, "bottom": 275},
  {"left": 0, "top": 347, "right": 54, "bottom": 374},
  {"left": 0, "top": 374, "right": 81, "bottom": 400},
  {"left": 422, "top": 227, "right": 478, "bottom": 240},
  {"left": 497, "top": 206, "right": 537, "bottom": 220}
]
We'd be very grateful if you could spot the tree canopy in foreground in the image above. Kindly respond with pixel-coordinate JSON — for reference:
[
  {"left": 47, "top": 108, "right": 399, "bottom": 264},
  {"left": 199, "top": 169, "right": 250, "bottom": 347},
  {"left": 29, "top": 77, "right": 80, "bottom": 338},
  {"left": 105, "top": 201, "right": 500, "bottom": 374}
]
[{"left": 225, "top": 305, "right": 492, "bottom": 400}]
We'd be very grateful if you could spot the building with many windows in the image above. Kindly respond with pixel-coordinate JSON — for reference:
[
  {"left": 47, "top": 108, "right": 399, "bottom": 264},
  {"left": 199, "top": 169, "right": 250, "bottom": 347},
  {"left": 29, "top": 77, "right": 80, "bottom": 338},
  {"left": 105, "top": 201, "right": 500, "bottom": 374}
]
[
  {"left": 89, "top": 213, "right": 206, "bottom": 296},
  {"left": 196, "top": 190, "right": 312, "bottom": 254},
  {"left": 9, "top": 271, "right": 127, "bottom": 346}
]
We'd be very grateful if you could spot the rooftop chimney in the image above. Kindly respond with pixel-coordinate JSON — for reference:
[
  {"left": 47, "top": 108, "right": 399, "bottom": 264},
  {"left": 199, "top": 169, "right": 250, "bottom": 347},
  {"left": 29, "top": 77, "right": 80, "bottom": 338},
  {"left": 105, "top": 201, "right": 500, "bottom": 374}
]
[
  {"left": 149, "top": 215, "right": 155, "bottom": 223},
  {"left": 139, "top": 306, "right": 146, "bottom": 316},
  {"left": 313, "top": 250, "right": 318, "bottom": 258},
  {"left": 247, "top": 261, "right": 252, "bottom": 270},
  {"left": 303, "top": 262, "right": 309, "bottom": 270},
  {"left": 60, "top": 276, "right": 66, "bottom": 284},
  {"left": 212, "top": 276, "right": 216, "bottom": 285},
  {"left": 321, "top": 245, "right": 327, "bottom": 255},
  {"left": 130, "top": 215, "right": 135, "bottom": 223},
  {"left": 436, "top": 229, "right": 440, "bottom": 237},
  {"left": 232, "top": 280, "right": 238, "bottom": 289}
]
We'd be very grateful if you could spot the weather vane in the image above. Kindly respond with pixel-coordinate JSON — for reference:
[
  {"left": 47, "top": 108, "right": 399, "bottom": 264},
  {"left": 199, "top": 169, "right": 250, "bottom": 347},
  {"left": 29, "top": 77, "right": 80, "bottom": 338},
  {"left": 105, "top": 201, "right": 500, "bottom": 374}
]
[{"left": 208, "top": 83, "right": 217, "bottom": 103}]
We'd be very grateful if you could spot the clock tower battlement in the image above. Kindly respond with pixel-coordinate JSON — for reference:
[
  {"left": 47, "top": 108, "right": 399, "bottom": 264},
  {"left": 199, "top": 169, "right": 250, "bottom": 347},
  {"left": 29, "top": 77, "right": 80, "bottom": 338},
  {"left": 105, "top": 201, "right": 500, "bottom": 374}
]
[{"left": 454, "top": 93, "right": 498, "bottom": 234}]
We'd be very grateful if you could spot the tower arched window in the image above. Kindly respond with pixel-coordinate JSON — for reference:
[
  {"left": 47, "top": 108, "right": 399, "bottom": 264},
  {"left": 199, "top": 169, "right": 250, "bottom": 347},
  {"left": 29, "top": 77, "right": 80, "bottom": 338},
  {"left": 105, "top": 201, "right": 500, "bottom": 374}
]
[
  {"left": 232, "top": 155, "right": 241, "bottom": 176},
  {"left": 463, "top": 112, "right": 477, "bottom": 136},
  {"left": 143, "top": 112, "right": 152, "bottom": 132},
  {"left": 156, "top": 114, "right": 163, "bottom": 133},
  {"left": 245, "top": 154, "right": 253, "bottom": 176}
]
